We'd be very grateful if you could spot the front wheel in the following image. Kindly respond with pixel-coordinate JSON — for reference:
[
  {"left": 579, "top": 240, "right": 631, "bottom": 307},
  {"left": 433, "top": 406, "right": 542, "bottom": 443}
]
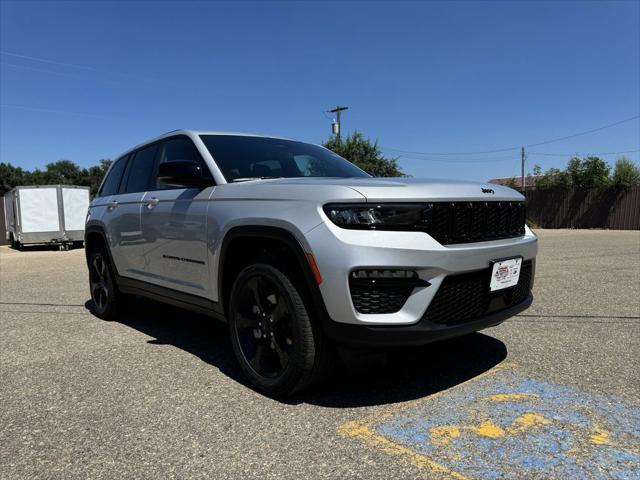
[{"left": 228, "top": 264, "right": 331, "bottom": 396}]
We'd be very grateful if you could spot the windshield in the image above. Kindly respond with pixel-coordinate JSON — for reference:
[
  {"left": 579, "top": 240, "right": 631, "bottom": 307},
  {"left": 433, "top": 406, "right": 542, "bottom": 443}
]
[{"left": 199, "top": 135, "right": 370, "bottom": 182}]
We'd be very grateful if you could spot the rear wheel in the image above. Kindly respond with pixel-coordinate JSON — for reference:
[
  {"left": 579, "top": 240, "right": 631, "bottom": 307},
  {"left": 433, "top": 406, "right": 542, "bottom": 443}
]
[
  {"left": 228, "top": 263, "right": 331, "bottom": 396},
  {"left": 88, "top": 246, "right": 128, "bottom": 319}
]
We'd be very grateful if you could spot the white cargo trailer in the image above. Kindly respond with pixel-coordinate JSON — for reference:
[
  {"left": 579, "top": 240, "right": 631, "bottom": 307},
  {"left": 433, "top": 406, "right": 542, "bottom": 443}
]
[{"left": 3, "top": 185, "right": 90, "bottom": 250}]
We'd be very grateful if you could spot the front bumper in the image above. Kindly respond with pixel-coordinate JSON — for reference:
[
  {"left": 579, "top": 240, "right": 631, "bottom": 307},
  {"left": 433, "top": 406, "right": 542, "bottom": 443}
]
[
  {"left": 306, "top": 221, "right": 538, "bottom": 328},
  {"left": 323, "top": 294, "right": 533, "bottom": 348}
]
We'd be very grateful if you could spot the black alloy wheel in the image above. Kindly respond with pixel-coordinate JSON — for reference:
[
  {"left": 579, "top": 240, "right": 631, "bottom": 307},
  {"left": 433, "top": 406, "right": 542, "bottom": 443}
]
[
  {"left": 234, "top": 273, "right": 294, "bottom": 378},
  {"left": 229, "top": 263, "right": 331, "bottom": 396},
  {"left": 88, "top": 246, "right": 125, "bottom": 319},
  {"left": 90, "top": 252, "right": 110, "bottom": 313}
]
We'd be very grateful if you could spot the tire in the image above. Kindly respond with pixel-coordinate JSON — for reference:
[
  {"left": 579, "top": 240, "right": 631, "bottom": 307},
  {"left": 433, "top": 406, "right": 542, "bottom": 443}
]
[
  {"left": 88, "top": 245, "right": 128, "bottom": 320},
  {"left": 9, "top": 233, "right": 21, "bottom": 250},
  {"left": 228, "top": 263, "right": 332, "bottom": 396}
]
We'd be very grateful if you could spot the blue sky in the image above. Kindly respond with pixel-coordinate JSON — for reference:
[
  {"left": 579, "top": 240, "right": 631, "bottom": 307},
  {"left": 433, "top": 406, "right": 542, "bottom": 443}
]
[{"left": 1, "top": 0, "right": 638, "bottom": 181}]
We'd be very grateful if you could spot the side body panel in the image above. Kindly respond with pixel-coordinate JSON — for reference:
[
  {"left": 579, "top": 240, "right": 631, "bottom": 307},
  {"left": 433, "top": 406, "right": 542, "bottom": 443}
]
[
  {"left": 140, "top": 187, "right": 213, "bottom": 296},
  {"left": 204, "top": 182, "right": 367, "bottom": 303},
  {"left": 101, "top": 192, "right": 147, "bottom": 280}
]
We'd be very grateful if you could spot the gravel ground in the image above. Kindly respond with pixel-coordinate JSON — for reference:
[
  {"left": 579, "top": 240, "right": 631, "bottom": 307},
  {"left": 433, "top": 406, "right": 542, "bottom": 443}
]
[{"left": 0, "top": 229, "right": 638, "bottom": 479}]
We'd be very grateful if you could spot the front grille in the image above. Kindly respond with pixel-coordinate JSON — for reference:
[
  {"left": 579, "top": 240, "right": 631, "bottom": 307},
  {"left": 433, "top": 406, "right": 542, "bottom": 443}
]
[
  {"left": 422, "top": 260, "right": 533, "bottom": 326},
  {"left": 421, "top": 202, "right": 526, "bottom": 245},
  {"left": 350, "top": 284, "right": 413, "bottom": 314}
]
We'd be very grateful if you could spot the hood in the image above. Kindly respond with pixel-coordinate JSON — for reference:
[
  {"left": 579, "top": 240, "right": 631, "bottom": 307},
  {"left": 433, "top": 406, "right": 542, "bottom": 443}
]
[{"left": 242, "top": 177, "right": 524, "bottom": 202}]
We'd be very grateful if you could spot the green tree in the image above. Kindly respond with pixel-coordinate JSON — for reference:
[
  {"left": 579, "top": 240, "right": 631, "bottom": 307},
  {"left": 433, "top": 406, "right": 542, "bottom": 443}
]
[
  {"left": 612, "top": 157, "right": 640, "bottom": 188},
  {"left": 0, "top": 163, "right": 28, "bottom": 195},
  {"left": 536, "top": 167, "right": 571, "bottom": 189},
  {"left": 532, "top": 164, "right": 542, "bottom": 176},
  {"left": 26, "top": 168, "right": 47, "bottom": 186},
  {"left": 579, "top": 156, "right": 610, "bottom": 188},
  {"left": 566, "top": 157, "right": 583, "bottom": 187},
  {"left": 85, "top": 159, "right": 112, "bottom": 195},
  {"left": 0, "top": 158, "right": 112, "bottom": 196},
  {"left": 323, "top": 132, "right": 405, "bottom": 177},
  {"left": 536, "top": 156, "right": 611, "bottom": 190},
  {"left": 42, "top": 160, "right": 83, "bottom": 185}
]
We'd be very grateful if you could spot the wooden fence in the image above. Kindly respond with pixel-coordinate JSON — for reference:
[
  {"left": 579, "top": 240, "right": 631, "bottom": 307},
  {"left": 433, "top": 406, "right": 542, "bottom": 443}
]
[{"left": 524, "top": 186, "right": 640, "bottom": 230}]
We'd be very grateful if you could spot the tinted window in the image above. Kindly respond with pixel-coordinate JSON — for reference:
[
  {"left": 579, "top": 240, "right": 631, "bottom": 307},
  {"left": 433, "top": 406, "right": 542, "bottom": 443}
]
[
  {"left": 124, "top": 144, "right": 158, "bottom": 193},
  {"left": 199, "top": 135, "right": 369, "bottom": 182},
  {"left": 155, "top": 137, "right": 210, "bottom": 189},
  {"left": 99, "top": 156, "right": 128, "bottom": 197}
]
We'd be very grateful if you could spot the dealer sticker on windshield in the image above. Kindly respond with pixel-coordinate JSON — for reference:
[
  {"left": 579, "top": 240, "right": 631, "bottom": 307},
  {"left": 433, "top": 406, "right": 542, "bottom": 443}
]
[{"left": 490, "top": 257, "right": 522, "bottom": 291}]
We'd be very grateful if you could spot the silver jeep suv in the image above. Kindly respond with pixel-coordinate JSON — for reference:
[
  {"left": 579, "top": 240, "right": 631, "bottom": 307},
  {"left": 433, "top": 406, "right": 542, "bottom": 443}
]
[{"left": 86, "top": 130, "right": 537, "bottom": 395}]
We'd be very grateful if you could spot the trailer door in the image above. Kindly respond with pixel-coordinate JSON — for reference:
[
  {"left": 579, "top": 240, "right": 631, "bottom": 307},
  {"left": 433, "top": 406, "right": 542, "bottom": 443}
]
[
  {"left": 61, "top": 187, "right": 90, "bottom": 238},
  {"left": 18, "top": 187, "right": 62, "bottom": 242}
]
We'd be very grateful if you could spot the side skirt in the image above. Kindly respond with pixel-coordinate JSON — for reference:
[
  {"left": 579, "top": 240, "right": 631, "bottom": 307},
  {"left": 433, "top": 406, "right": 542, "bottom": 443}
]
[{"left": 116, "top": 275, "right": 226, "bottom": 322}]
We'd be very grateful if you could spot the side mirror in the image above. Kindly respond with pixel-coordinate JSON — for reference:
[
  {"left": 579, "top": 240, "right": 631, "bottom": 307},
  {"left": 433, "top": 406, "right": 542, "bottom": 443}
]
[{"left": 158, "top": 160, "right": 212, "bottom": 188}]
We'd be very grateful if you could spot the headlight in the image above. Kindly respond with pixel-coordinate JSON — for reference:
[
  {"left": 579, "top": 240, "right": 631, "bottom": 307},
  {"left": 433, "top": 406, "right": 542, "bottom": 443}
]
[{"left": 323, "top": 203, "right": 427, "bottom": 230}]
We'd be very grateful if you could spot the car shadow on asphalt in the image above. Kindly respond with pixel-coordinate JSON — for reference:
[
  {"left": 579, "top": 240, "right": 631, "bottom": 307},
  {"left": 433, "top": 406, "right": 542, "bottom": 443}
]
[
  {"left": 86, "top": 297, "right": 507, "bottom": 408},
  {"left": 7, "top": 243, "right": 84, "bottom": 252}
]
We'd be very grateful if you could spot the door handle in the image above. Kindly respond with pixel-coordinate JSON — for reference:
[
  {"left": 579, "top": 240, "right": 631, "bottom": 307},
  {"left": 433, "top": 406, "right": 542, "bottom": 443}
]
[
  {"left": 107, "top": 200, "right": 118, "bottom": 210},
  {"left": 146, "top": 197, "right": 160, "bottom": 209}
]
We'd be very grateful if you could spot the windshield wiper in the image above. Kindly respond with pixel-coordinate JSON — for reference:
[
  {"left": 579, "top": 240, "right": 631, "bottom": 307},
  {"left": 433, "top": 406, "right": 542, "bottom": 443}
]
[{"left": 232, "top": 176, "right": 282, "bottom": 183}]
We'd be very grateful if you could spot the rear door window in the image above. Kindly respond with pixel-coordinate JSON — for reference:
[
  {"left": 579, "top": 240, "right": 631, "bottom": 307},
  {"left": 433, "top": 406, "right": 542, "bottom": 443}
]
[
  {"left": 98, "top": 156, "right": 128, "bottom": 197},
  {"left": 124, "top": 144, "right": 158, "bottom": 194}
]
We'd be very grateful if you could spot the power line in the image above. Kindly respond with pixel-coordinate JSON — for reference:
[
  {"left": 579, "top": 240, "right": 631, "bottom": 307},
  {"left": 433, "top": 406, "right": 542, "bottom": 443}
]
[
  {"left": 382, "top": 115, "right": 640, "bottom": 156},
  {"left": 393, "top": 148, "right": 639, "bottom": 164},
  {"left": 0, "top": 50, "right": 166, "bottom": 85},
  {"left": 525, "top": 115, "right": 640, "bottom": 148},
  {"left": 1, "top": 61, "right": 129, "bottom": 88},
  {"left": 384, "top": 145, "right": 520, "bottom": 156},
  {"left": 0, "top": 104, "right": 120, "bottom": 119},
  {"left": 529, "top": 149, "right": 640, "bottom": 157},
  {"left": 397, "top": 154, "right": 518, "bottom": 163},
  {"left": 1, "top": 50, "right": 111, "bottom": 73}
]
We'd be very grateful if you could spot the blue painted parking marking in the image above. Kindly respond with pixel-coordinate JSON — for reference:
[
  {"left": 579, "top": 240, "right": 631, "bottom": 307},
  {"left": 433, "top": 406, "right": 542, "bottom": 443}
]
[{"left": 340, "top": 367, "right": 640, "bottom": 479}]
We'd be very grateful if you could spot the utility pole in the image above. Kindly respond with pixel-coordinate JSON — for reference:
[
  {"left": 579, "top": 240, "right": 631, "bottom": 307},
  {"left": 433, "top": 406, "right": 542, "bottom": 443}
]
[
  {"left": 521, "top": 146, "right": 526, "bottom": 192},
  {"left": 328, "top": 105, "right": 348, "bottom": 140}
]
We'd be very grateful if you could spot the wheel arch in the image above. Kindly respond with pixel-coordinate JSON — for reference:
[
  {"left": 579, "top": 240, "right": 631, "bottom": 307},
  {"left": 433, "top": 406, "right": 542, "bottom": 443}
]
[
  {"left": 84, "top": 226, "right": 116, "bottom": 272},
  {"left": 217, "top": 225, "right": 328, "bottom": 324}
]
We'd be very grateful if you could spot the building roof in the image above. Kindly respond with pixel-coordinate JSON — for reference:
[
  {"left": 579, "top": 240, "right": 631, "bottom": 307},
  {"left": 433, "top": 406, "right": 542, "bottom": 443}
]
[{"left": 489, "top": 175, "right": 543, "bottom": 188}]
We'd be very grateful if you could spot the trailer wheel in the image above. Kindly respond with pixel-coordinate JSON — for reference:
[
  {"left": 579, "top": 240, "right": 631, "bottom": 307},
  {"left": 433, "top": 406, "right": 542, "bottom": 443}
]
[{"left": 9, "top": 233, "right": 21, "bottom": 251}]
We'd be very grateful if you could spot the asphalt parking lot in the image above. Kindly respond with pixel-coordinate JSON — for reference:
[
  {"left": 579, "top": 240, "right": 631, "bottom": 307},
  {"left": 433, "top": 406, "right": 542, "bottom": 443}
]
[{"left": 1, "top": 230, "right": 638, "bottom": 479}]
